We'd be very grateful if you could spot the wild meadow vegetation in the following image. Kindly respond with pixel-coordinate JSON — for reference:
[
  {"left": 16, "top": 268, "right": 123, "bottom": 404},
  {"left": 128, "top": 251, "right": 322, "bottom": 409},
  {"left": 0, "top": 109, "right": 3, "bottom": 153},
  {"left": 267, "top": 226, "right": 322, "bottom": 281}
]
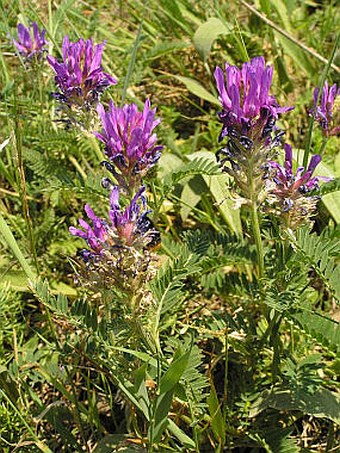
[{"left": 0, "top": 0, "right": 340, "bottom": 451}]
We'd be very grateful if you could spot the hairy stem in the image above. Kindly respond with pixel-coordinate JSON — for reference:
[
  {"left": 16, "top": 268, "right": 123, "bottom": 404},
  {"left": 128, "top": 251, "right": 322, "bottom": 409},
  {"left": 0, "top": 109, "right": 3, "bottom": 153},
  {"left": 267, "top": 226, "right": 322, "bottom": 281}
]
[
  {"left": 222, "top": 326, "right": 229, "bottom": 450},
  {"left": 251, "top": 199, "right": 264, "bottom": 279}
]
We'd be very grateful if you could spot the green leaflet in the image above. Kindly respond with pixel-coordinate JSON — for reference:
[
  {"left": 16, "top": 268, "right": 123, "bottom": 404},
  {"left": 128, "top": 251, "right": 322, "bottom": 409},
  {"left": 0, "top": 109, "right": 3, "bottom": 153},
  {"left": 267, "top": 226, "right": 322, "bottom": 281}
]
[
  {"left": 207, "top": 379, "right": 226, "bottom": 445},
  {"left": 294, "top": 227, "right": 340, "bottom": 301},
  {"left": 0, "top": 211, "right": 36, "bottom": 282},
  {"left": 166, "top": 419, "right": 196, "bottom": 448},
  {"left": 173, "top": 75, "right": 221, "bottom": 106},
  {"left": 159, "top": 347, "right": 191, "bottom": 394},
  {"left": 251, "top": 387, "right": 340, "bottom": 425},
  {"left": 149, "top": 346, "right": 191, "bottom": 444},
  {"left": 193, "top": 17, "right": 231, "bottom": 62},
  {"left": 187, "top": 151, "right": 242, "bottom": 235}
]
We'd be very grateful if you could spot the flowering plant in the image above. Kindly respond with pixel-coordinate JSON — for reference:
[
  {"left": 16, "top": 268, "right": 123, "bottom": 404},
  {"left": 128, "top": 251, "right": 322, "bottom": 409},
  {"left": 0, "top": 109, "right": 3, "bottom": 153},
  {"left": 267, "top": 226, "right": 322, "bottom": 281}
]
[
  {"left": 267, "top": 144, "right": 331, "bottom": 228},
  {"left": 13, "top": 22, "right": 48, "bottom": 59},
  {"left": 312, "top": 81, "right": 340, "bottom": 136},
  {"left": 95, "top": 100, "right": 162, "bottom": 190},
  {"left": 47, "top": 36, "right": 116, "bottom": 109},
  {"left": 2, "top": 9, "right": 340, "bottom": 452},
  {"left": 214, "top": 56, "right": 293, "bottom": 143}
]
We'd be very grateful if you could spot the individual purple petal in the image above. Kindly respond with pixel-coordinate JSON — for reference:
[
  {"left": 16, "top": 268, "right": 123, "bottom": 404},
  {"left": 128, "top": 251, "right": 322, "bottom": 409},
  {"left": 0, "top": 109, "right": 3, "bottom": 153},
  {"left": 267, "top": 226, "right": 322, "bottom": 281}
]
[
  {"left": 110, "top": 186, "right": 120, "bottom": 211},
  {"left": 284, "top": 143, "right": 293, "bottom": 176},
  {"left": 214, "top": 66, "right": 230, "bottom": 110},
  {"left": 18, "top": 24, "right": 31, "bottom": 48},
  {"left": 328, "top": 84, "right": 337, "bottom": 106},
  {"left": 90, "top": 42, "right": 105, "bottom": 73},
  {"left": 69, "top": 226, "right": 88, "bottom": 240},
  {"left": 307, "top": 154, "right": 322, "bottom": 175}
]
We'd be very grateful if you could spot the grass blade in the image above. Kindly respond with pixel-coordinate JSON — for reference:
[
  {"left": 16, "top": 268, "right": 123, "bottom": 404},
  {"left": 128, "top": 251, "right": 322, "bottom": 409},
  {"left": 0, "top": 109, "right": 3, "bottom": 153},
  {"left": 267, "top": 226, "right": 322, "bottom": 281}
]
[{"left": 0, "top": 211, "right": 36, "bottom": 281}]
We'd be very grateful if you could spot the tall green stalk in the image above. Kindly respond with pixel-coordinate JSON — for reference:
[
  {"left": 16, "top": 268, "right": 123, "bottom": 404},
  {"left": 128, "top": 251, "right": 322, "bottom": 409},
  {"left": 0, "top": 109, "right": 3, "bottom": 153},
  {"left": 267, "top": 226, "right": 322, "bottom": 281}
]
[{"left": 222, "top": 326, "right": 229, "bottom": 451}]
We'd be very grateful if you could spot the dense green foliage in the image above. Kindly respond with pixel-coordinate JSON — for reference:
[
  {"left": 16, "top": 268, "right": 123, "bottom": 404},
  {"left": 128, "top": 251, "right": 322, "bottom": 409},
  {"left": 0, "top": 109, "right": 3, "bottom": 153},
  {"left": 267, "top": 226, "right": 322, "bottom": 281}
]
[{"left": 0, "top": 0, "right": 339, "bottom": 452}]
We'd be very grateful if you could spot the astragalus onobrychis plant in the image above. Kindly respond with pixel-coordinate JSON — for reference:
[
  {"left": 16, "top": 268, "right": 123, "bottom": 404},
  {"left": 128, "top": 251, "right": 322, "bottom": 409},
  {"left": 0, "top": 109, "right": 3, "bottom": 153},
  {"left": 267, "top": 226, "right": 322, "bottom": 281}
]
[{"left": 1, "top": 6, "right": 340, "bottom": 453}]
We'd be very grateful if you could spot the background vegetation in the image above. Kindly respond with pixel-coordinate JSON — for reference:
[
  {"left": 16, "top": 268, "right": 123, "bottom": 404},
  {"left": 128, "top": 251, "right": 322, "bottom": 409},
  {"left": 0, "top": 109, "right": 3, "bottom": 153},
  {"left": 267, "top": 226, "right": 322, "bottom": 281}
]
[{"left": 0, "top": 0, "right": 339, "bottom": 451}]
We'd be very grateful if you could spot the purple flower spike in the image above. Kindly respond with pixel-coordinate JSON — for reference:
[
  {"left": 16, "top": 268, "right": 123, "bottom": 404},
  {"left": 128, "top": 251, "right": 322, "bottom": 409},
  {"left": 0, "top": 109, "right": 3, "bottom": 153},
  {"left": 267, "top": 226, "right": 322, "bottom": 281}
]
[
  {"left": 270, "top": 144, "right": 329, "bottom": 195},
  {"left": 95, "top": 100, "right": 163, "bottom": 180},
  {"left": 70, "top": 187, "right": 160, "bottom": 294},
  {"left": 312, "top": 81, "right": 340, "bottom": 136},
  {"left": 13, "top": 22, "right": 48, "bottom": 59},
  {"left": 266, "top": 144, "right": 333, "bottom": 227},
  {"left": 70, "top": 186, "right": 160, "bottom": 259},
  {"left": 47, "top": 36, "right": 116, "bottom": 108},
  {"left": 214, "top": 56, "right": 293, "bottom": 141},
  {"left": 268, "top": 144, "right": 331, "bottom": 227}
]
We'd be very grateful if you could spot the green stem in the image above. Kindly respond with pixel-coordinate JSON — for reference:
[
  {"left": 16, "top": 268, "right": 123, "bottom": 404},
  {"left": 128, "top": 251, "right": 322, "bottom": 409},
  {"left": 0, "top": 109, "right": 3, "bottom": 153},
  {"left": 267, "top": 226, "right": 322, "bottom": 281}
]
[
  {"left": 303, "top": 117, "right": 315, "bottom": 169},
  {"left": 251, "top": 199, "right": 264, "bottom": 280},
  {"left": 222, "top": 326, "right": 229, "bottom": 450},
  {"left": 259, "top": 310, "right": 279, "bottom": 347},
  {"left": 87, "top": 133, "right": 104, "bottom": 162},
  {"left": 148, "top": 351, "right": 161, "bottom": 453},
  {"left": 319, "top": 136, "right": 328, "bottom": 156},
  {"left": 278, "top": 235, "right": 290, "bottom": 272},
  {"left": 271, "top": 315, "right": 283, "bottom": 383},
  {"left": 131, "top": 299, "right": 157, "bottom": 355}
]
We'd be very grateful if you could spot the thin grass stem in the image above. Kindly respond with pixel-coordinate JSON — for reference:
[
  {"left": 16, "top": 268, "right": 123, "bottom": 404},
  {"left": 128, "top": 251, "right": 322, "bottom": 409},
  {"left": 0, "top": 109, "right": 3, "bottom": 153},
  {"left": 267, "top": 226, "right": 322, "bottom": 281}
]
[
  {"left": 11, "top": 102, "right": 39, "bottom": 273},
  {"left": 240, "top": 0, "right": 340, "bottom": 73}
]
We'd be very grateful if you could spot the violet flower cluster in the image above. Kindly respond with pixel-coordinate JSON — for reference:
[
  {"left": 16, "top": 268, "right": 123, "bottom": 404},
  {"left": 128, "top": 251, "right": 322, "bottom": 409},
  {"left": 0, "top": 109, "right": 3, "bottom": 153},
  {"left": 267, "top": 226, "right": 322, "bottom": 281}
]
[
  {"left": 215, "top": 57, "right": 293, "bottom": 202},
  {"left": 95, "top": 100, "right": 163, "bottom": 190},
  {"left": 214, "top": 57, "right": 293, "bottom": 145},
  {"left": 47, "top": 36, "right": 116, "bottom": 110},
  {"left": 70, "top": 185, "right": 160, "bottom": 296},
  {"left": 70, "top": 186, "right": 160, "bottom": 256},
  {"left": 13, "top": 22, "right": 48, "bottom": 60},
  {"left": 267, "top": 144, "right": 330, "bottom": 228},
  {"left": 71, "top": 98, "right": 162, "bottom": 288},
  {"left": 312, "top": 81, "right": 340, "bottom": 137}
]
